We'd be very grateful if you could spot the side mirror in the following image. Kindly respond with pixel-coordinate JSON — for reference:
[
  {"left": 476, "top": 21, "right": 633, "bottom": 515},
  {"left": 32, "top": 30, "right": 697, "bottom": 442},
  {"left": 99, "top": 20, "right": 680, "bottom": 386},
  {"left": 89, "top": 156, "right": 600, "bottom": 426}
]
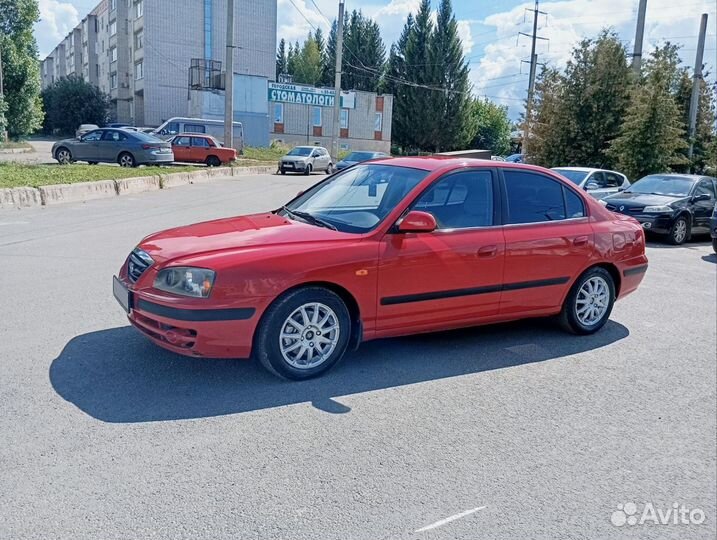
[
  {"left": 693, "top": 193, "right": 711, "bottom": 202},
  {"left": 585, "top": 182, "right": 599, "bottom": 191},
  {"left": 296, "top": 190, "right": 304, "bottom": 197},
  {"left": 397, "top": 210, "right": 437, "bottom": 233}
]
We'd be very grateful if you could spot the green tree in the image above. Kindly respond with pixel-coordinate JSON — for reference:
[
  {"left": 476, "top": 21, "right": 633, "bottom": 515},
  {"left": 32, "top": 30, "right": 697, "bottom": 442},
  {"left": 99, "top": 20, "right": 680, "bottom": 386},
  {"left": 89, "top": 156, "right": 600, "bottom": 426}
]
[
  {"left": 471, "top": 98, "right": 511, "bottom": 155},
  {"left": 427, "top": 0, "right": 474, "bottom": 151},
  {"left": 276, "top": 38, "right": 287, "bottom": 79},
  {"left": 608, "top": 44, "right": 688, "bottom": 179},
  {"left": 676, "top": 70, "right": 716, "bottom": 173},
  {"left": 0, "top": 0, "right": 44, "bottom": 138},
  {"left": 292, "top": 35, "right": 323, "bottom": 86},
  {"left": 41, "top": 75, "right": 110, "bottom": 135},
  {"left": 526, "top": 67, "right": 568, "bottom": 166},
  {"left": 383, "top": 14, "right": 414, "bottom": 149}
]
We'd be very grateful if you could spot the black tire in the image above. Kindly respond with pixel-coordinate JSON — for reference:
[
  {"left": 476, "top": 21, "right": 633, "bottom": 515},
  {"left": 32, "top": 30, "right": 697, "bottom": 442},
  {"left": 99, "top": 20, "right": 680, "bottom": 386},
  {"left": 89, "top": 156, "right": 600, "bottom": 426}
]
[
  {"left": 326, "top": 163, "right": 334, "bottom": 175},
  {"left": 667, "top": 216, "right": 689, "bottom": 245},
  {"left": 255, "top": 287, "right": 351, "bottom": 380},
  {"left": 118, "top": 152, "right": 136, "bottom": 168},
  {"left": 304, "top": 164, "right": 312, "bottom": 176},
  {"left": 712, "top": 238, "right": 717, "bottom": 254},
  {"left": 88, "top": 161, "right": 98, "bottom": 165},
  {"left": 280, "top": 168, "right": 286, "bottom": 175},
  {"left": 558, "top": 267, "right": 616, "bottom": 335},
  {"left": 205, "top": 155, "right": 221, "bottom": 167},
  {"left": 55, "top": 147, "right": 72, "bottom": 165}
]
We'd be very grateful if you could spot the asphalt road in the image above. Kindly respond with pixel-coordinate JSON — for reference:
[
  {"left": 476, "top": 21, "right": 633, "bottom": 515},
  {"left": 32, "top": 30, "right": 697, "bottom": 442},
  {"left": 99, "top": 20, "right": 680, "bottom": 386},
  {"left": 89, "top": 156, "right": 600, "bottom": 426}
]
[{"left": 1, "top": 174, "right": 715, "bottom": 540}]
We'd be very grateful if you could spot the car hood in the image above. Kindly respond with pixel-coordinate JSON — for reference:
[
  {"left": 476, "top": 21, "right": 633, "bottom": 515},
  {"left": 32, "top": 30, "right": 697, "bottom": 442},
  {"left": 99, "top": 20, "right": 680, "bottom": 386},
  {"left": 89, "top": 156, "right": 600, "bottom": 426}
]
[
  {"left": 55, "top": 137, "right": 78, "bottom": 147},
  {"left": 602, "top": 191, "right": 686, "bottom": 206},
  {"left": 139, "top": 212, "right": 352, "bottom": 263},
  {"left": 336, "top": 160, "right": 357, "bottom": 167}
]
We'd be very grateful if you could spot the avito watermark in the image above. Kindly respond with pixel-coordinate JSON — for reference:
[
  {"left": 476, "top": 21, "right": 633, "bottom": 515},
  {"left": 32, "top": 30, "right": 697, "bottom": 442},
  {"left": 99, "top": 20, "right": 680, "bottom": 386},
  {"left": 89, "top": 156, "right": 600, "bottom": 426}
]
[{"left": 611, "top": 502, "right": 706, "bottom": 527}]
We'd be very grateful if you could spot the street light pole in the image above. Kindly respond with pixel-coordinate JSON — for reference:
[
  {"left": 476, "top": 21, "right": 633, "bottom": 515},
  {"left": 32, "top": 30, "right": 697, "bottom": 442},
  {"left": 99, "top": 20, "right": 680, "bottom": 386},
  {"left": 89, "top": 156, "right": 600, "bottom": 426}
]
[
  {"left": 224, "top": 0, "right": 235, "bottom": 149},
  {"left": 331, "top": 0, "right": 345, "bottom": 163},
  {"left": 687, "top": 13, "right": 708, "bottom": 164}
]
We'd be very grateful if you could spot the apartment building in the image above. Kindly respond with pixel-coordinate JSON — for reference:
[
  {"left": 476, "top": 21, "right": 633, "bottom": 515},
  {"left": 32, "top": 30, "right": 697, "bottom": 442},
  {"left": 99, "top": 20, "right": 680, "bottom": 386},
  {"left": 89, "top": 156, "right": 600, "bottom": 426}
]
[{"left": 40, "top": 0, "right": 276, "bottom": 142}]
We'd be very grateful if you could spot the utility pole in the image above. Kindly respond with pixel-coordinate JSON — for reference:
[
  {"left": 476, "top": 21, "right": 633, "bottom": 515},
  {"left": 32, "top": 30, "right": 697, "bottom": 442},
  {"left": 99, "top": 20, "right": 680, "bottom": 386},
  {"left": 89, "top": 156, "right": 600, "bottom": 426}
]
[
  {"left": 520, "top": 0, "right": 547, "bottom": 158},
  {"left": 631, "top": 0, "right": 648, "bottom": 76},
  {"left": 687, "top": 13, "right": 708, "bottom": 164},
  {"left": 224, "top": 0, "right": 235, "bottom": 149},
  {"left": 0, "top": 44, "right": 6, "bottom": 142},
  {"left": 331, "top": 0, "right": 345, "bottom": 163}
]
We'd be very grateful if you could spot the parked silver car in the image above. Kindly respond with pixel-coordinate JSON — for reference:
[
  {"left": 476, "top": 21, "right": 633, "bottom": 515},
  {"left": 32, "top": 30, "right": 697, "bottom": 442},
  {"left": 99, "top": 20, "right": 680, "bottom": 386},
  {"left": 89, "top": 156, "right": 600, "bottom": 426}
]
[
  {"left": 551, "top": 167, "right": 630, "bottom": 199},
  {"left": 75, "top": 124, "right": 99, "bottom": 138},
  {"left": 52, "top": 128, "right": 174, "bottom": 167},
  {"left": 279, "top": 146, "right": 333, "bottom": 175}
]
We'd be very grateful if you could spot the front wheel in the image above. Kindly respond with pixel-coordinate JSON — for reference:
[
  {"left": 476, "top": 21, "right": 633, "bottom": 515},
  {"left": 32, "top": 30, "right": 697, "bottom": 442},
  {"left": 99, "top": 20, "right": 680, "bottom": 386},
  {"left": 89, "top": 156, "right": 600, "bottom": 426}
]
[
  {"left": 326, "top": 163, "right": 334, "bottom": 175},
  {"left": 712, "top": 237, "right": 717, "bottom": 254},
  {"left": 304, "top": 164, "right": 312, "bottom": 176},
  {"left": 55, "top": 147, "right": 72, "bottom": 165},
  {"left": 255, "top": 287, "right": 351, "bottom": 380},
  {"left": 667, "top": 216, "right": 689, "bottom": 245},
  {"left": 559, "top": 267, "right": 615, "bottom": 335}
]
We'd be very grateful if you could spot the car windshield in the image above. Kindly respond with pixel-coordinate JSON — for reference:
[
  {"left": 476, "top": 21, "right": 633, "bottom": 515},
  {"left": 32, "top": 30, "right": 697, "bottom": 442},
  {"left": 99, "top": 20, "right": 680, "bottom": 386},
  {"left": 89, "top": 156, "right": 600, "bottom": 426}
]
[
  {"left": 287, "top": 147, "right": 313, "bottom": 156},
  {"left": 345, "top": 152, "right": 377, "bottom": 162},
  {"left": 281, "top": 164, "right": 428, "bottom": 233},
  {"left": 552, "top": 169, "right": 589, "bottom": 185},
  {"left": 626, "top": 175, "right": 694, "bottom": 196}
]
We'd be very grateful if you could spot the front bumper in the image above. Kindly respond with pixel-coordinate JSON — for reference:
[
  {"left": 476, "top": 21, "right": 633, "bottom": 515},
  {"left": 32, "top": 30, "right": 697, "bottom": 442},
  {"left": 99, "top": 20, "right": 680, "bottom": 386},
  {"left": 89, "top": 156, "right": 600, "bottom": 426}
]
[
  {"left": 114, "top": 275, "right": 261, "bottom": 359},
  {"left": 616, "top": 212, "right": 673, "bottom": 235},
  {"left": 280, "top": 161, "right": 309, "bottom": 172}
]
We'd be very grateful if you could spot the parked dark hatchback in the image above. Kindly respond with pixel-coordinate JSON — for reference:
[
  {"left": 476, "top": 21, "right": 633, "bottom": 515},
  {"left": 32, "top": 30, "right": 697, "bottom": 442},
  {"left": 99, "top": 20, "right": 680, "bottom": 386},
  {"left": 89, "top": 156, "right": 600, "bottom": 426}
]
[
  {"left": 601, "top": 174, "right": 717, "bottom": 244},
  {"left": 710, "top": 203, "right": 717, "bottom": 253}
]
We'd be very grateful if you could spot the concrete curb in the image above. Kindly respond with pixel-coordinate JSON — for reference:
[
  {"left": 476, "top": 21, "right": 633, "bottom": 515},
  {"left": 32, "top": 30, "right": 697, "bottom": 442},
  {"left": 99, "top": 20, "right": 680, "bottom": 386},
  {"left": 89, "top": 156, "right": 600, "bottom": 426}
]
[
  {"left": 39, "top": 179, "right": 118, "bottom": 206},
  {"left": 0, "top": 187, "right": 43, "bottom": 208},
  {"left": 115, "top": 175, "right": 161, "bottom": 195},
  {"left": 1, "top": 165, "right": 278, "bottom": 209}
]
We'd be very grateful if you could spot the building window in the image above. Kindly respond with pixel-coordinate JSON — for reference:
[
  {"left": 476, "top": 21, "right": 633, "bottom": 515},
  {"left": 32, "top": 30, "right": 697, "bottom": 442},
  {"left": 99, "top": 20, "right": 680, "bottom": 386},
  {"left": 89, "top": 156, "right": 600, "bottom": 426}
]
[
  {"left": 135, "top": 61, "right": 143, "bottom": 80},
  {"left": 203, "top": 0, "right": 212, "bottom": 61},
  {"left": 340, "top": 109, "right": 349, "bottom": 129},
  {"left": 109, "top": 46, "right": 117, "bottom": 63},
  {"left": 135, "top": 30, "right": 143, "bottom": 49},
  {"left": 110, "top": 0, "right": 117, "bottom": 11},
  {"left": 136, "top": 0, "right": 143, "bottom": 18},
  {"left": 312, "top": 106, "right": 321, "bottom": 127},
  {"left": 374, "top": 112, "right": 383, "bottom": 132},
  {"left": 273, "top": 103, "right": 283, "bottom": 123},
  {"left": 110, "top": 72, "right": 117, "bottom": 89},
  {"left": 109, "top": 20, "right": 117, "bottom": 36}
]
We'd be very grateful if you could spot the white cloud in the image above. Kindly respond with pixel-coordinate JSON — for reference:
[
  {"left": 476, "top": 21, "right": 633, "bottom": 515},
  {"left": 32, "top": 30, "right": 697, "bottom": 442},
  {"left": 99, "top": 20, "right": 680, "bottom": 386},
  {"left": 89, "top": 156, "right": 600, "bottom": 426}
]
[
  {"left": 457, "top": 20, "right": 474, "bottom": 54},
  {"left": 35, "top": 0, "right": 80, "bottom": 58}
]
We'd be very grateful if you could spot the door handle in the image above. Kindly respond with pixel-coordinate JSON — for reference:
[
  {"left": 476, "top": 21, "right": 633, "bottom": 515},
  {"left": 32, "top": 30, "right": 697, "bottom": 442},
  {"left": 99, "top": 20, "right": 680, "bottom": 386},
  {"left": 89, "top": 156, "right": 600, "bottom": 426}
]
[
  {"left": 477, "top": 245, "right": 498, "bottom": 257},
  {"left": 573, "top": 235, "right": 589, "bottom": 246}
]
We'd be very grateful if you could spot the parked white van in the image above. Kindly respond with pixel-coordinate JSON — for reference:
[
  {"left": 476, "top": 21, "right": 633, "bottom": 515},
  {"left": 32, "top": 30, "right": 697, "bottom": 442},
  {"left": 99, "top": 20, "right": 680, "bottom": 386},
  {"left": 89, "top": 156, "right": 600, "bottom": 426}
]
[{"left": 152, "top": 117, "right": 244, "bottom": 152}]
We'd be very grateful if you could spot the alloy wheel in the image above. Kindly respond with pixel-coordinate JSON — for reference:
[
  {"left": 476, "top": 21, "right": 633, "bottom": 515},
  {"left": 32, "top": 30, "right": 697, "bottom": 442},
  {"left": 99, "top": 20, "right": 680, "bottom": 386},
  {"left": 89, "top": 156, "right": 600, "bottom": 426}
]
[
  {"left": 279, "top": 302, "right": 340, "bottom": 369},
  {"left": 575, "top": 276, "right": 610, "bottom": 326},
  {"left": 57, "top": 149, "right": 71, "bottom": 164},
  {"left": 119, "top": 154, "right": 134, "bottom": 167},
  {"left": 672, "top": 219, "right": 687, "bottom": 244}
]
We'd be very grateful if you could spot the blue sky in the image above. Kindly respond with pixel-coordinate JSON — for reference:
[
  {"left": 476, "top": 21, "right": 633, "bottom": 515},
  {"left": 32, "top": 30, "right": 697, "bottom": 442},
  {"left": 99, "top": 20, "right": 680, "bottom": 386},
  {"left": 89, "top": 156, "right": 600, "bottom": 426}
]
[{"left": 35, "top": 0, "right": 717, "bottom": 117}]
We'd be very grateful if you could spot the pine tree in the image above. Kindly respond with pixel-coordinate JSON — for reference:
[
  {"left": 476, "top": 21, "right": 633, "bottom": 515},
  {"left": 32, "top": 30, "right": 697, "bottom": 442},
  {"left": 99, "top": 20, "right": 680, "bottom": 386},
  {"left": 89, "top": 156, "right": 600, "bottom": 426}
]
[
  {"left": 384, "top": 13, "right": 414, "bottom": 149},
  {"left": 427, "top": 0, "right": 474, "bottom": 151},
  {"left": 608, "top": 44, "right": 688, "bottom": 179},
  {"left": 276, "top": 38, "right": 287, "bottom": 79}
]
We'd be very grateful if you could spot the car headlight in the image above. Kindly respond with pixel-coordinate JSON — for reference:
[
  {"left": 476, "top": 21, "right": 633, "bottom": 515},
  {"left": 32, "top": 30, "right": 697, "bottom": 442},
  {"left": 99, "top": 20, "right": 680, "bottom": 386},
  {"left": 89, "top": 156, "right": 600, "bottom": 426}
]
[
  {"left": 154, "top": 267, "right": 215, "bottom": 298},
  {"left": 643, "top": 205, "right": 672, "bottom": 213}
]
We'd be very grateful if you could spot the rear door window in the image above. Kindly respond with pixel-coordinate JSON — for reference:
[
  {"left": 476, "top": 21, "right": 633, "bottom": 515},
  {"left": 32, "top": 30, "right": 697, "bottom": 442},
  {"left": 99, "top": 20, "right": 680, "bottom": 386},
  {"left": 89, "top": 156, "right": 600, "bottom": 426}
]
[
  {"left": 191, "top": 137, "right": 209, "bottom": 147},
  {"left": 503, "top": 170, "right": 567, "bottom": 224}
]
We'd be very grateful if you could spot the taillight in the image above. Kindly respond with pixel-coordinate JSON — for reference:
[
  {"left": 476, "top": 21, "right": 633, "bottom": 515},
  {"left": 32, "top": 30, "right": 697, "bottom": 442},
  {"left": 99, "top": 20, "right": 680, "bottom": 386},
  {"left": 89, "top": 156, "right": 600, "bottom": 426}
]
[{"left": 142, "top": 144, "right": 162, "bottom": 150}]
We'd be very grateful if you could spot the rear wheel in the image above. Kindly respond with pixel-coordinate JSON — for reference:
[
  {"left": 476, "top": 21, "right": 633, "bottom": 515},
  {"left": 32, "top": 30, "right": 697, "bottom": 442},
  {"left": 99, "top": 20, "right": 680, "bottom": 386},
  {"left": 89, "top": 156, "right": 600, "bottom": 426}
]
[
  {"left": 205, "top": 155, "right": 221, "bottom": 167},
  {"left": 255, "top": 287, "right": 351, "bottom": 380},
  {"left": 667, "top": 216, "right": 689, "bottom": 245},
  {"left": 712, "top": 238, "right": 717, "bottom": 254},
  {"left": 118, "top": 152, "right": 136, "bottom": 168},
  {"left": 55, "top": 147, "right": 72, "bottom": 165},
  {"left": 559, "top": 267, "right": 615, "bottom": 335},
  {"left": 88, "top": 161, "right": 98, "bottom": 165}
]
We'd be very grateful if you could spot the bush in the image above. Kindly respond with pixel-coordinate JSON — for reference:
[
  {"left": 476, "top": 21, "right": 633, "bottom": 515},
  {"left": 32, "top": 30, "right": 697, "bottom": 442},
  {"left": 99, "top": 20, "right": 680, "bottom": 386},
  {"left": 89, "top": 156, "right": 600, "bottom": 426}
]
[{"left": 41, "top": 75, "right": 110, "bottom": 135}]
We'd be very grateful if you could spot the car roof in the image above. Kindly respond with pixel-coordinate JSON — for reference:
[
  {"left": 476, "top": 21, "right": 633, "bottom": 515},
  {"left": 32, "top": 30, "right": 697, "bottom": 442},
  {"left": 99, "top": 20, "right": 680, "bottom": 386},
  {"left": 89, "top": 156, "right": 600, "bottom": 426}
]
[
  {"left": 294, "top": 145, "right": 324, "bottom": 150},
  {"left": 642, "top": 173, "right": 710, "bottom": 181},
  {"left": 552, "top": 167, "right": 598, "bottom": 173},
  {"left": 369, "top": 156, "right": 560, "bottom": 173}
]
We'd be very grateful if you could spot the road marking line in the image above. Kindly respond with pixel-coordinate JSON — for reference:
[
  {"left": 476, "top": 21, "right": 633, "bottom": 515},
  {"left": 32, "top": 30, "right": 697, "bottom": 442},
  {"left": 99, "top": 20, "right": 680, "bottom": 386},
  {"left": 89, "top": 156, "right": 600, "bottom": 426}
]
[{"left": 414, "top": 506, "right": 487, "bottom": 532}]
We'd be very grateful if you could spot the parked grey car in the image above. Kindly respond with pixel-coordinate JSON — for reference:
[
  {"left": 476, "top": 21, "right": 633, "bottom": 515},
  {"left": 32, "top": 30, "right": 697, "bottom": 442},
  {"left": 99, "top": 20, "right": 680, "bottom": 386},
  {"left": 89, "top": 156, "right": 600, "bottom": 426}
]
[
  {"left": 52, "top": 128, "right": 174, "bottom": 167},
  {"left": 279, "top": 146, "right": 333, "bottom": 175},
  {"left": 334, "top": 150, "right": 388, "bottom": 171},
  {"left": 551, "top": 167, "right": 630, "bottom": 199},
  {"left": 75, "top": 124, "right": 99, "bottom": 138}
]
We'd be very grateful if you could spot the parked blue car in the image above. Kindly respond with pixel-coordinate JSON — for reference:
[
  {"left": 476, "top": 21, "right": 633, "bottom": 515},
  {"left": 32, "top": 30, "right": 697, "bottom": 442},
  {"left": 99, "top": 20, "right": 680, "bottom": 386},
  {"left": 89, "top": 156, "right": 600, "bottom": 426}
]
[{"left": 335, "top": 151, "right": 389, "bottom": 171}]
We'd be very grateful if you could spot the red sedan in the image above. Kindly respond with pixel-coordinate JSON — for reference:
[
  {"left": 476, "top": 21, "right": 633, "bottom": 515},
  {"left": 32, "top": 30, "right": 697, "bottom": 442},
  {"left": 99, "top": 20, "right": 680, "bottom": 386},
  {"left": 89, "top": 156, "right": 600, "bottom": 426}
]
[
  {"left": 113, "top": 157, "right": 648, "bottom": 380},
  {"left": 170, "top": 133, "right": 236, "bottom": 166}
]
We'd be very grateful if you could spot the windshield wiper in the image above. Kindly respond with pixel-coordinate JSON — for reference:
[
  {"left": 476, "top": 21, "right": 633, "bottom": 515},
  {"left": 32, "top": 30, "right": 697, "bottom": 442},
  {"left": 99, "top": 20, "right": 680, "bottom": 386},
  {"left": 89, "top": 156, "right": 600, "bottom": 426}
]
[{"left": 282, "top": 206, "right": 337, "bottom": 230}]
